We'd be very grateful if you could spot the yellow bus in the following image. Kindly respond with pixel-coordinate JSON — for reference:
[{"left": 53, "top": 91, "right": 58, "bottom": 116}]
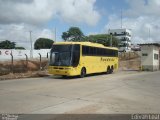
[{"left": 48, "top": 42, "right": 118, "bottom": 77}]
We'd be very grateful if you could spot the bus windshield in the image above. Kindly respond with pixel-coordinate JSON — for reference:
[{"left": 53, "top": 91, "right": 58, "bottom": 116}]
[{"left": 49, "top": 44, "right": 80, "bottom": 67}]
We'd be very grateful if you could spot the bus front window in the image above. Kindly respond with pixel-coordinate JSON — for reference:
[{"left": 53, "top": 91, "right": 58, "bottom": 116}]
[
  {"left": 50, "top": 52, "right": 71, "bottom": 66},
  {"left": 56, "top": 52, "right": 71, "bottom": 66},
  {"left": 49, "top": 45, "right": 80, "bottom": 67}
]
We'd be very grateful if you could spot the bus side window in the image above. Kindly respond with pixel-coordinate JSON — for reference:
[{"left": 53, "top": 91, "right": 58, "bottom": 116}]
[
  {"left": 90, "top": 47, "right": 94, "bottom": 56},
  {"left": 72, "top": 52, "right": 80, "bottom": 67},
  {"left": 72, "top": 45, "right": 80, "bottom": 67},
  {"left": 82, "top": 46, "right": 90, "bottom": 56}
]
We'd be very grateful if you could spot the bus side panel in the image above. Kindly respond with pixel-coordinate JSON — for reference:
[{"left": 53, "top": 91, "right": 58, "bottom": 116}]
[
  {"left": 80, "top": 56, "right": 104, "bottom": 74},
  {"left": 80, "top": 56, "right": 118, "bottom": 74}
]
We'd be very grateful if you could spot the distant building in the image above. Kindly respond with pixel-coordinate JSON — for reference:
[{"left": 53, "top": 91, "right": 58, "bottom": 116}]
[
  {"left": 140, "top": 43, "right": 160, "bottom": 71},
  {"left": 108, "top": 29, "right": 132, "bottom": 52},
  {"left": 131, "top": 44, "right": 141, "bottom": 51}
]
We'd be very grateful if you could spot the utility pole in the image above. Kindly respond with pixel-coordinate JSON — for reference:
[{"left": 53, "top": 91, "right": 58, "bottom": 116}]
[
  {"left": 149, "top": 28, "right": 151, "bottom": 41},
  {"left": 29, "top": 31, "right": 33, "bottom": 58},
  {"left": 108, "top": 29, "right": 112, "bottom": 47},
  {"left": 55, "top": 28, "right": 56, "bottom": 43},
  {"left": 121, "top": 9, "right": 123, "bottom": 29},
  {"left": 110, "top": 33, "right": 113, "bottom": 47}
]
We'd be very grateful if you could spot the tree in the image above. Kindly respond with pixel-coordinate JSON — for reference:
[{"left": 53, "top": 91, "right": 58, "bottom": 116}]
[
  {"left": 15, "top": 47, "right": 25, "bottom": 50},
  {"left": 0, "top": 40, "right": 16, "bottom": 49},
  {"left": 34, "top": 38, "right": 54, "bottom": 49},
  {"left": 62, "top": 27, "right": 84, "bottom": 41},
  {"left": 62, "top": 32, "right": 69, "bottom": 41},
  {"left": 84, "top": 34, "right": 119, "bottom": 47}
]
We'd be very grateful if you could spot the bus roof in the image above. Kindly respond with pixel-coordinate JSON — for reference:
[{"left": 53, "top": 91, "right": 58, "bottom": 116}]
[{"left": 53, "top": 42, "right": 118, "bottom": 50}]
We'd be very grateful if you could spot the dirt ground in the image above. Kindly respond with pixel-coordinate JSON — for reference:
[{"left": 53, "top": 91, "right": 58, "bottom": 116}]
[
  {"left": 0, "top": 59, "right": 49, "bottom": 80},
  {"left": 0, "top": 59, "right": 140, "bottom": 80},
  {"left": 119, "top": 58, "right": 141, "bottom": 71},
  {"left": 0, "top": 71, "right": 49, "bottom": 81}
]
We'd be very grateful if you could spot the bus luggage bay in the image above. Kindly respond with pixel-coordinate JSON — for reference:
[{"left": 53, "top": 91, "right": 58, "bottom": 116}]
[{"left": 48, "top": 42, "right": 118, "bottom": 77}]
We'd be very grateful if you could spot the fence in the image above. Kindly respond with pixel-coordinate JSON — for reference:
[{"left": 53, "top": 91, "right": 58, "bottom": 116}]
[
  {"left": 0, "top": 50, "right": 142, "bottom": 76},
  {"left": 0, "top": 49, "right": 50, "bottom": 75},
  {"left": 0, "top": 49, "right": 50, "bottom": 61},
  {"left": 0, "top": 58, "right": 49, "bottom": 76}
]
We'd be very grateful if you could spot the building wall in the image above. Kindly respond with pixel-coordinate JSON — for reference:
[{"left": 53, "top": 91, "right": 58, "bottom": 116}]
[
  {"left": 141, "top": 45, "right": 159, "bottom": 71},
  {"left": 0, "top": 49, "right": 50, "bottom": 61},
  {"left": 153, "top": 46, "right": 159, "bottom": 70},
  {"left": 141, "top": 45, "right": 153, "bottom": 66},
  {"left": 108, "top": 29, "right": 132, "bottom": 52},
  {"left": 108, "top": 29, "right": 131, "bottom": 35}
]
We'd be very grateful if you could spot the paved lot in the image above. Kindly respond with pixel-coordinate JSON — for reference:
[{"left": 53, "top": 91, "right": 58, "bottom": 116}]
[{"left": 0, "top": 71, "right": 160, "bottom": 114}]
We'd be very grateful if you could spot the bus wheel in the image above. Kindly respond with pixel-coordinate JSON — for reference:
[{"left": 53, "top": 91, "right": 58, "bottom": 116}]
[
  {"left": 106, "top": 66, "right": 110, "bottom": 74},
  {"left": 110, "top": 66, "right": 114, "bottom": 74},
  {"left": 62, "top": 75, "right": 67, "bottom": 78},
  {"left": 80, "top": 67, "right": 86, "bottom": 78}
]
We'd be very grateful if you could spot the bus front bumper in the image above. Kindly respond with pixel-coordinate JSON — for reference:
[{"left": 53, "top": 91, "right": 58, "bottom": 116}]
[{"left": 48, "top": 66, "right": 79, "bottom": 76}]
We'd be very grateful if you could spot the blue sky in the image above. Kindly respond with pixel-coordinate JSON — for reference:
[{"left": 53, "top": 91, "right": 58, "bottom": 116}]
[
  {"left": 46, "top": 0, "right": 128, "bottom": 40},
  {"left": 0, "top": 0, "right": 160, "bottom": 49},
  {"left": 47, "top": 0, "right": 129, "bottom": 39}
]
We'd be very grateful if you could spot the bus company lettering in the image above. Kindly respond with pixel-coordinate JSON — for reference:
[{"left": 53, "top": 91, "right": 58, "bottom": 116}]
[{"left": 101, "top": 57, "right": 114, "bottom": 62}]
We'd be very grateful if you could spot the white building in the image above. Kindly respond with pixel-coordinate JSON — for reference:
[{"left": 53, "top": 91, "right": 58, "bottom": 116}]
[
  {"left": 140, "top": 43, "right": 160, "bottom": 71},
  {"left": 108, "top": 29, "right": 132, "bottom": 52}
]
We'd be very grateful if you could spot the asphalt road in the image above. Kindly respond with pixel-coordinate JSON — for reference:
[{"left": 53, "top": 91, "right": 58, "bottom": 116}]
[{"left": 0, "top": 71, "right": 160, "bottom": 114}]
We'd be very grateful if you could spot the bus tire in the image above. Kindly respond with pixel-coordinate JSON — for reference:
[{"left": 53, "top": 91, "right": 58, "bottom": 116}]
[
  {"left": 62, "top": 75, "right": 67, "bottom": 78},
  {"left": 106, "top": 66, "right": 110, "bottom": 74},
  {"left": 110, "top": 66, "right": 114, "bottom": 74},
  {"left": 80, "top": 67, "right": 86, "bottom": 78}
]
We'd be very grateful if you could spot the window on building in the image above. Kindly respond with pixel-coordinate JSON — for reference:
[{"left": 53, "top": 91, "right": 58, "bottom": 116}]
[
  {"left": 154, "top": 54, "right": 159, "bottom": 60},
  {"left": 142, "top": 53, "right": 148, "bottom": 56}
]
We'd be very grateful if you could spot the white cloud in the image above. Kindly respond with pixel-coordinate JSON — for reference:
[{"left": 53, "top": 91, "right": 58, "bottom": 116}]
[
  {"left": 0, "top": 0, "right": 100, "bottom": 49},
  {"left": 0, "top": 24, "right": 54, "bottom": 49},
  {"left": 104, "top": 0, "right": 160, "bottom": 44},
  {"left": 0, "top": 0, "right": 100, "bottom": 26},
  {"left": 58, "top": 0, "right": 100, "bottom": 26},
  {"left": 125, "top": 0, "right": 160, "bottom": 17}
]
